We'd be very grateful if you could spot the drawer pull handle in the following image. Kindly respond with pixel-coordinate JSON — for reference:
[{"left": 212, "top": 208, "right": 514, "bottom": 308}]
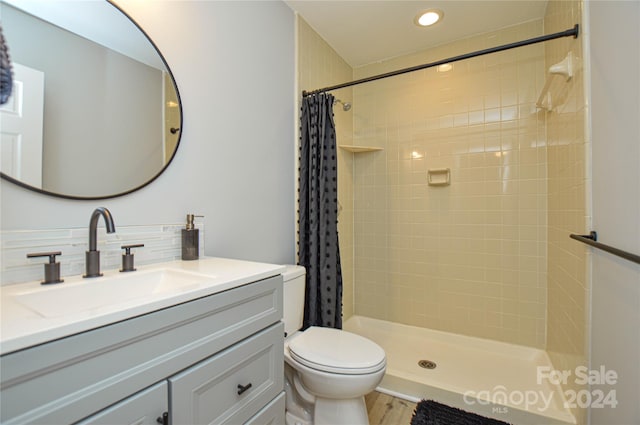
[
  {"left": 156, "top": 412, "right": 168, "bottom": 425},
  {"left": 237, "top": 382, "right": 252, "bottom": 395}
]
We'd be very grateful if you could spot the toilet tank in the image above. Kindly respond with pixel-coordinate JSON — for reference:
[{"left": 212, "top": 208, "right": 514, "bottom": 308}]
[{"left": 282, "top": 265, "right": 306, "bottom": 336}]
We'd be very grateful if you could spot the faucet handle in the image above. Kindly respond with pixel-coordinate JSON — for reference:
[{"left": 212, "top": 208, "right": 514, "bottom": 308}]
[
  {"left": 26, "top": 251, "right": 64, "bottom": 285},
  {"left": 120, "top": 244, "right": 144, "bottom": 272}
]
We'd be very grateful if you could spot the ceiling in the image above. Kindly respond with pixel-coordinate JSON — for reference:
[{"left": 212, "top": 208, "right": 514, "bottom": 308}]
[{"left": 284, "top": 1, "right": 548, "bottom": 68}]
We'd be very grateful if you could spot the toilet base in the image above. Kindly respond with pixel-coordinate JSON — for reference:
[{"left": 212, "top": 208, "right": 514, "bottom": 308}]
[
  {"left": 314, "top": 396, "right": 369, "bottom": 425},
  {"left": 286, "top": 411, "right": 312, "bottom": 425}
]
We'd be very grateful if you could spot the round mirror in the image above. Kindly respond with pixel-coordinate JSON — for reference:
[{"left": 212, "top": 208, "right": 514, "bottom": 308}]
[{"left": 0, "top": 0, "right": 182, "bottom": 199}]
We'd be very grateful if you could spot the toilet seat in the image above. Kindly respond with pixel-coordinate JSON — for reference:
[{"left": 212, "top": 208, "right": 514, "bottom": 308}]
[{"left": 288, "top": 327, "right": 386, "bottom": 375}]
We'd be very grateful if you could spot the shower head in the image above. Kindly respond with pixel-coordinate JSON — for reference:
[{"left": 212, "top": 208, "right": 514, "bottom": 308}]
[{"left": 334, "top": 98, "right": 352, "bottom": 111}]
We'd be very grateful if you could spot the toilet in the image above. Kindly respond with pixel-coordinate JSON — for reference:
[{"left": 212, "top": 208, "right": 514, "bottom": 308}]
[{"left": 282, "top": 265, "right": 386, "bottom": 425}]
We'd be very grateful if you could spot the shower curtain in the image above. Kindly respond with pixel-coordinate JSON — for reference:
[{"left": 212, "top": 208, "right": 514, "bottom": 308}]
[{"left": 298, "top": 92, "right": 343, "bottom": 329}]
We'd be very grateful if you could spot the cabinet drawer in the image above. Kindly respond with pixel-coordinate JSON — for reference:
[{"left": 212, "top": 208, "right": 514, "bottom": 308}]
[
  {"left": 76, "top": 381, "right": 167, "bottom": 425},
  {"left": 169, "top": 323, "right": 284, "bottom": 425},
  {"left": 245, "top": 392, "right": 285, "bottom": 425}
]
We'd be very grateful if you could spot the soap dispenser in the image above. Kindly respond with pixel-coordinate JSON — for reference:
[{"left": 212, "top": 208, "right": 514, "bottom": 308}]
[{"left": 182, "top": 214, "right": 201, "bottom": 260}]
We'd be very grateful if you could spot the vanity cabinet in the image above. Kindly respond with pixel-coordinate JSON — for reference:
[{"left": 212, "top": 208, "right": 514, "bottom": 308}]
[{"left": 0, "top": 275, "right": 284, "bottom": 425}]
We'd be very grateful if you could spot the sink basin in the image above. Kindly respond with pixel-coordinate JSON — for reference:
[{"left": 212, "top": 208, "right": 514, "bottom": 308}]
[{"left": 14, "top": 268, "right": 211, "bottom": 318}]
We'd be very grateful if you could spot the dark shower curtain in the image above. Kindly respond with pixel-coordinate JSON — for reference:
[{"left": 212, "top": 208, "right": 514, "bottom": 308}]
[{"left": 298, "top": 92, "right": 343, "bottom": 329}]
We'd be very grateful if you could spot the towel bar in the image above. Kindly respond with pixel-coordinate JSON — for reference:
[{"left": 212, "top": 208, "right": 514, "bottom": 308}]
[{"left": 570, "top": 231, "right": 640, "bottom": 265}]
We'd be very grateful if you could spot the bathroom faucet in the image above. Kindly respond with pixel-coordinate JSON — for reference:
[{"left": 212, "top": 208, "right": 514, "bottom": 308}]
[{"left": 84, "top": 207, "right": 116, "bottom": 278}]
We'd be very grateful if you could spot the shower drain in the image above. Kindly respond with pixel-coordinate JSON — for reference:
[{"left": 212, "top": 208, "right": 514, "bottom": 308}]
[{"left": 418, "top": 360, "right": 437, "bottom": 369}]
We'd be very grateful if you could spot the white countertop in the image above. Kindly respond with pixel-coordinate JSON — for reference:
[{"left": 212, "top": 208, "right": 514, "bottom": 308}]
[{"left": 0, "top": 257, "right": 285, "bottom": 355}]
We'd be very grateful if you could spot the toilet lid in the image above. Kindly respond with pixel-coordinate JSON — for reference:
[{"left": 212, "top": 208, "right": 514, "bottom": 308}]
[{"left": 288, "top": 327, "right": 386, "bottom": 375}]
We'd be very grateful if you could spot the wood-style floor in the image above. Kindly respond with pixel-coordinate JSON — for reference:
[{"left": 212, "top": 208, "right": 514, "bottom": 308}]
[{"left": 365, "top": 391, "right": 417, "bottom": 425}]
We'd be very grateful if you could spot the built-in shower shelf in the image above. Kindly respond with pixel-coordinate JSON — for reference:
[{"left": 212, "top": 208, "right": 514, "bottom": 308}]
[{"left": 339, "top": 145, "right": 383, "bottom": 153}]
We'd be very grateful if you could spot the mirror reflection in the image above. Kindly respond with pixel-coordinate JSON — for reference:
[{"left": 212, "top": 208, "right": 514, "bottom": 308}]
[{"left": 0, "top": 0, "right": 182, "bottom": 199}]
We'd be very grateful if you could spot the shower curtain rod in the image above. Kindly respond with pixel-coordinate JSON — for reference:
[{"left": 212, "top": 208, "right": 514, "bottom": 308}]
[{"left": 302, "top": 24, "right": 579, "bottom": 97}]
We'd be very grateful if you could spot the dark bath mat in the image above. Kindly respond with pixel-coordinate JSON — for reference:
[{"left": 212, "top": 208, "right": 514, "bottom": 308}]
[{"left": 410, "top": 399, "right": 512, "bottom": 425}]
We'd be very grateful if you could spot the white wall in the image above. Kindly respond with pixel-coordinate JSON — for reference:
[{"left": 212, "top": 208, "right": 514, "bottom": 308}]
[
  {"left": 0, "top": 1, "right": 296, "bottom": 265},
  {"left": 588, "top": 1, "right": 640, "bottom": 424}
]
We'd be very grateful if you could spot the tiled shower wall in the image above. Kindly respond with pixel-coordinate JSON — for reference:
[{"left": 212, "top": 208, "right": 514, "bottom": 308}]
[
  {"left": 297, "top": 17, "right": 355, "bottom": 319},
  {"left": 351, "top": 21, "right": 549, "bottom": 348},
  {"left": 544, "top": 1, "right": 589, "bottom": 422}
]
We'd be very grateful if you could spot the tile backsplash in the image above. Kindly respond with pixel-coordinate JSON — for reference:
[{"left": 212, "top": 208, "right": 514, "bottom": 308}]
[{"left": 1, "top": 223, "right": 204, "bottom": 286}]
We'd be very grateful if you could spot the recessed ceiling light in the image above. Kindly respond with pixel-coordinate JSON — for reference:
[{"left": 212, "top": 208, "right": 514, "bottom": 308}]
[{"left": 415, "top": 9, "right": 443, "bottom": 27}]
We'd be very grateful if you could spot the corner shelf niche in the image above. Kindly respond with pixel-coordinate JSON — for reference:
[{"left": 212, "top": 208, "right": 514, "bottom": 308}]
[{"left": 339, "top": 145, "right": 383, "bottom": 153}]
